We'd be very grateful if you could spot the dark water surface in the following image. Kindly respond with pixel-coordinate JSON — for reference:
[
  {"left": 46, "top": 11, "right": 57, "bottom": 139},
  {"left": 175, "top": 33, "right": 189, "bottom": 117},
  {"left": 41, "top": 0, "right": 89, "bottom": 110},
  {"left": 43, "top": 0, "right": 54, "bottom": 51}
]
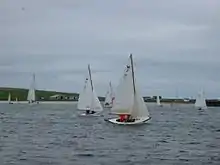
[{"left": 0, "top": 103, "right": 220, "bottom": 165}]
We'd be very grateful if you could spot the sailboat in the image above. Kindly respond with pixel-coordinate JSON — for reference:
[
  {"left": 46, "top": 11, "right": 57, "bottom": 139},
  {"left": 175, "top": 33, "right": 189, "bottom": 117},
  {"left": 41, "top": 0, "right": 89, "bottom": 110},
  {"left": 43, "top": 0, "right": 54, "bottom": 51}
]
[
  {"left": 77, "top": 64, "right": 103, "bottom": 116},
  {"left": 195, "top": 90, "right": 207, "bottom": 110},
  {"left": 8, "top": 92, "right": 13, "bottom": 104},
  {"left": 106, "top": 54, "right": 151, "bottom": 125},
  {"left": 27, "top": 73, "right": 38, "bottom": 104},
  {"left": 104, "top": 81, "right": 115, "bottom": 108},
  {"left": 156, "top": 95, "right": 163, "bottom": 107},
  {"left": 15, "top": 97, "right": 19, "bottom": 104}
]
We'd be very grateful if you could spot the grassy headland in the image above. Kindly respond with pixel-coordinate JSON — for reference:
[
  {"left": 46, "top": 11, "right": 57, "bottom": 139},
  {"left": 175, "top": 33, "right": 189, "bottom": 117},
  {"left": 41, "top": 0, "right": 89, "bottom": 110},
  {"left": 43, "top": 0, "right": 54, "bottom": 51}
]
[
  {"left": 0, "top": 87, "right": 187, "bottom": 103},
  {"left": 1, "top": 87, "right": 220, "bottom": 106},
  {"left": 0, "top": 87, "right": 80, "bottom": 101}
]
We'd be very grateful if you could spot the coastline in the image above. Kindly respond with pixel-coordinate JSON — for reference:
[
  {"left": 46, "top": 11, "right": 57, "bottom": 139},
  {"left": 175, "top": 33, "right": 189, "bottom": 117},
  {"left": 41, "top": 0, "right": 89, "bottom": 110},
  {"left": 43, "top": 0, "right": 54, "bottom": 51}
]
[{"left": 0, "top": 101, "right": 78, "bottom": 104}]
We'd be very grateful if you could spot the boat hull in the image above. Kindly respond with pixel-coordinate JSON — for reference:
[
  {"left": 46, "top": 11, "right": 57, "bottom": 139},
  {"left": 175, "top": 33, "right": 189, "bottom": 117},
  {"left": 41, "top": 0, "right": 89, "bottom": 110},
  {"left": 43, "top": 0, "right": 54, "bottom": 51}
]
[
  {"left": 79, "top": 113, "right": 102, "bottom": 117},
  {"left": 105, "top": 116, "right": 151, "bottom": 125},
  {"left": 28, "top": 101, "right": 39, "bottom": 105},
  {"left": 196, "top": 106, "right": 207, "bottom": 110},
  {"left": 104, "top": 105, "right": 112, "bottom": 108}
]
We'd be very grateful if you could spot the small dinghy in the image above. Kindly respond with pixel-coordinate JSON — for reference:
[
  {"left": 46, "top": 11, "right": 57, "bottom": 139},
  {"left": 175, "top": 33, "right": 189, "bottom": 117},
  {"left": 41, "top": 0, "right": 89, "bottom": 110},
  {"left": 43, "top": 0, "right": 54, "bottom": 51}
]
[
  {"left": 195, "top": 90, "right": 207, "bottom": 110},
  {"left": 77, "top": 64, "right": 103, "bottom": 116},
  {"left": 156, "top": 95, "right": 163, "bottom": 107},
  {"left": 8, "top": 92, "right": 13, "bottom": 104},
  {"left": 15, "top": 97, "right": 19, "bottom": 104},
  {"left": 106, "top": 54, "right": 151, "bottom": 125},
  {"left": 27, "top": 73, "right": 39, "bottom": 105}
]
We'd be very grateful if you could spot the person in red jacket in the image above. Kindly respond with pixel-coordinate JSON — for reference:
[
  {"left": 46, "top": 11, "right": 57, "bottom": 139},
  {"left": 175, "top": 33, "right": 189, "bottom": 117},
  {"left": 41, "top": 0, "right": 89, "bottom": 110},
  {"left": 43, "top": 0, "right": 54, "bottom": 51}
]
[{"left": 119, "top": 114, "right": 126, "bottom": 122}]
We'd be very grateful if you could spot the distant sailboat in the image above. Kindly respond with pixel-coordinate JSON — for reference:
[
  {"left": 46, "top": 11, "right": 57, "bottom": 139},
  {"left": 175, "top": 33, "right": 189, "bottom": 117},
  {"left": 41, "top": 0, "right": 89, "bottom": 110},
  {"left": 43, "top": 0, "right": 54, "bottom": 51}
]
[
  {"left": 104, "top": 81, "right": 115, "bottom": 108},
  {"left": 106, "top": 54, "right": 151, "bottom": 125},
  {"left": 195, "top": 90, "right": 207, "bottom": 110},
  {"left": 156, "top": 95, "right": 162, "bottom": 107},
  {"left": 27, "top": 73, "right": 38, "bottom": 104},
  {"left": 77, "top": 64, "right": 103, "bottom": 116},
  {"left": 8, "top": 92, "right": 13, "bottom": 104}
]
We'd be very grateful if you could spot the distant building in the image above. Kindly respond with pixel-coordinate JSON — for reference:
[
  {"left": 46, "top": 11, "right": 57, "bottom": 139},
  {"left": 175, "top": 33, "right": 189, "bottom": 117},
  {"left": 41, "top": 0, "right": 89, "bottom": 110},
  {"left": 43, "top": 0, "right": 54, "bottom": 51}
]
[
  {"left": 64, "top": 96, "right": 69, "bottom": 100},
  {"left": 50, "top": 94, "right": 65, "bottom": 100},
  {"left": 69, "top": 96, "right": 78, "bottom": 100},
  {"left": 50, "top": 94, "right": 78, "bottom": 101},
  {"left": 152, "top": 96, "right": 162, "bottom": 100},
  {"left": 143, "top": 96, "right": 152, "bottom": 101},
  {"left": 183, "top": 98, "right": 190, "bottom": 102}
]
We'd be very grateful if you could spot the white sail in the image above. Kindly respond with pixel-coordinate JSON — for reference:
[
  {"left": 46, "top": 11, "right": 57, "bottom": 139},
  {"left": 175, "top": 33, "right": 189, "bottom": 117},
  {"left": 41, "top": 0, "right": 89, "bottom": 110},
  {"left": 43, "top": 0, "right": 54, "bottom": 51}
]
[
  {"left": 8, "top": 93, "right": 11, "bottom": 103},
  {"left": 131, "top": 85, "right": 150, "bottom": 118},
  {"left": 156, "top": 95, "right": 161, "bottom": 106},
  {"left": 104, "top": 82, "right": 115, "bottom": 107},
  {"left": 27, "top": 73, "right": 36, "bottom": 102},
  {"left": 111, "top": 58, "right": 134, "bottom": 114},
  {"left": 92, "top": 90, "right": 103, "bottom": 112},
  {"left": 195, "top": 90, "right": 207, "bottom": 109},
  {"left": 15, "top": 97, "right": 18, "bottom": 102},
  {"left": 111, "top": 54, "right": 150, "bottom": 118},
  {"left": 77, "top": 77, "right": 92, "bottom": 110},
  {"left": 77, "top": 65, "right": 103, "bottom": 112}
]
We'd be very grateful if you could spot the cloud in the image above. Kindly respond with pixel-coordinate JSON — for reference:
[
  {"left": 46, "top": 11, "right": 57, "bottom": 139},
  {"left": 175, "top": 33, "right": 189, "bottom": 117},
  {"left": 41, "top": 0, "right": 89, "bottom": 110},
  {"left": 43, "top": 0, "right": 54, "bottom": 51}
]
[{"left": 0, "top": 0, "right": 220, "bottom": 97}]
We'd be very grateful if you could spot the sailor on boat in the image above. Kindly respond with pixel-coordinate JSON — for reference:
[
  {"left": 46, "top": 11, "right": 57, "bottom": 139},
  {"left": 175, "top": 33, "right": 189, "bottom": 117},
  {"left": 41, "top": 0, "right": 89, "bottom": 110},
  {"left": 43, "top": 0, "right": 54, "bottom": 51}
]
[
  {"left": 104, "top": 102, "right": 110, "bottom": 106},
  {"left": 116, "top": 114, "right": 135, "bottom": 123},
  {"left": 85, "top": 107, "right": 96, "bottom": 115}
]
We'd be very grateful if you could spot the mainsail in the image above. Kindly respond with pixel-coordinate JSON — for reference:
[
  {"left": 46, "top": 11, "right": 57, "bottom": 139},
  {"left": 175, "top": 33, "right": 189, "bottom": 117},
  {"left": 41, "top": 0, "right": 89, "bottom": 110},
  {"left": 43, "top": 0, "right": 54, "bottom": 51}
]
[
  {"left": 111, "top": 54, "right": 150, "bottom": 118},
  {"left": 77, "top": 65, "right": 103, "bottom": 112},
  {"left": 8, "top": 92, "right": 11, "bottom": 103},
  {"left": 156, "top": 95, "right": 161, "bottom": 106},
  {"left": 195, "top": 90, "right": 207, "bottom": 109},
  {"left": 27, "top": 73, "right": 36, "bottom": 102}
]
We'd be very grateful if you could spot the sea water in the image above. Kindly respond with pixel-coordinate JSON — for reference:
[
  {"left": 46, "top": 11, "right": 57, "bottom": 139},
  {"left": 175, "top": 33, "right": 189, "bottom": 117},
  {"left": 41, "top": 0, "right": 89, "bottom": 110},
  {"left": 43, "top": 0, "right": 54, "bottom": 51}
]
[{"left": 0, "top": 103, "right": 219, "bottom": 165}]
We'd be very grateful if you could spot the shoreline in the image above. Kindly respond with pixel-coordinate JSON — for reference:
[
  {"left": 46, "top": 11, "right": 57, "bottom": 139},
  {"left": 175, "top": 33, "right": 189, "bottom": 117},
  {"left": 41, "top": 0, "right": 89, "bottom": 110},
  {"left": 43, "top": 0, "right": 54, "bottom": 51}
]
[
  {"left": 0, "top": 101, "right": 78, "bottom": 104},
  {"left": 0, "top": 100, "right": 192, "bottom": 105}
]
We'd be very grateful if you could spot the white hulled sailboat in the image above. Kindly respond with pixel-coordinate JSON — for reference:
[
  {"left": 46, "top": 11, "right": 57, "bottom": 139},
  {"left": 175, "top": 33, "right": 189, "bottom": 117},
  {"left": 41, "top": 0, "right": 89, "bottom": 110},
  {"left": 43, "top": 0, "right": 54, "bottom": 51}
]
[
  {"left": 8, "top": 92, "right": 13, "bottom": 104},
  {"left": 104, "top": 81, "right": 115, "bottom": 108},
  {"left": 15, "top": 97, "right": 19, "bottom": 104},
  {"left": 27, "top": 73, "right": 38, "bottom": 104},
  {"left": 106, "top": 54, "right": 151, "bottom": 125},
  {"left": 156, "top": 95, "right": 162, "bottom": 107},
  {"left": 195, "top": 90, "right": 207, "bottom": 110},
  {"left": 77, "top": 64, "right": 103, "bottom": 116}
]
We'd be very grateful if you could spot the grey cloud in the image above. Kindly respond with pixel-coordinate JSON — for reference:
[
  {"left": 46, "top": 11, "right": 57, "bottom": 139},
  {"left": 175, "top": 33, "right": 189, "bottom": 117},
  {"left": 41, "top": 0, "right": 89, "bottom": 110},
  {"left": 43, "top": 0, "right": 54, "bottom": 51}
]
[{"left": 1, "top": 0, "right": 220, "bottom": 97}]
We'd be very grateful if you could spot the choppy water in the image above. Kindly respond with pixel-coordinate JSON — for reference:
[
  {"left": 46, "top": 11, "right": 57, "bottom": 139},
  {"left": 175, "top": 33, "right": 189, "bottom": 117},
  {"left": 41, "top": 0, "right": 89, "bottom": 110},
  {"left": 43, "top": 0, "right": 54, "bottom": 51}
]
[{"left": 0, "top": 103, "right": 220, "bottom": 165}]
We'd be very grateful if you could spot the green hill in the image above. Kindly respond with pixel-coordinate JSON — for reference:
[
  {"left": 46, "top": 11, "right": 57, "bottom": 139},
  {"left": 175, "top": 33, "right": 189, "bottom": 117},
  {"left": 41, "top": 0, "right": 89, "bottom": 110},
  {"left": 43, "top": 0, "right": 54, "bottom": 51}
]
[{"left": 0, "top": 87, "right": 79, "bottom": 101}]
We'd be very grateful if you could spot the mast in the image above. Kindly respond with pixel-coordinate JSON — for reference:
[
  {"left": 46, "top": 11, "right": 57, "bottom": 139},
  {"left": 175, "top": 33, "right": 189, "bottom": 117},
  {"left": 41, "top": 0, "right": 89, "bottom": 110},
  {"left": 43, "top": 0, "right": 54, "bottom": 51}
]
[
  {"left": 130, "top": 54, "right": 136, "bottom": 95},
  {"left": 88, "top": 64, "right": 95, "bottom": 110},
  {"left": 88, "top": 64, "right": 94, "bottom": 91},
  {"left": 109, "top": 81, "right": 112, "bottom": 96}
]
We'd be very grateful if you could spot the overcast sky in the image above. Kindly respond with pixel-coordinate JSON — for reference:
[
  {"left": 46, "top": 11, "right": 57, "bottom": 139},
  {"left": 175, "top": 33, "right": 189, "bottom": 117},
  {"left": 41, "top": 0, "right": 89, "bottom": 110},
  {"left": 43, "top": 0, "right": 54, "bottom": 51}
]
[{"left": 1, "top": 0, "right": 220, "bottom": 98}]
